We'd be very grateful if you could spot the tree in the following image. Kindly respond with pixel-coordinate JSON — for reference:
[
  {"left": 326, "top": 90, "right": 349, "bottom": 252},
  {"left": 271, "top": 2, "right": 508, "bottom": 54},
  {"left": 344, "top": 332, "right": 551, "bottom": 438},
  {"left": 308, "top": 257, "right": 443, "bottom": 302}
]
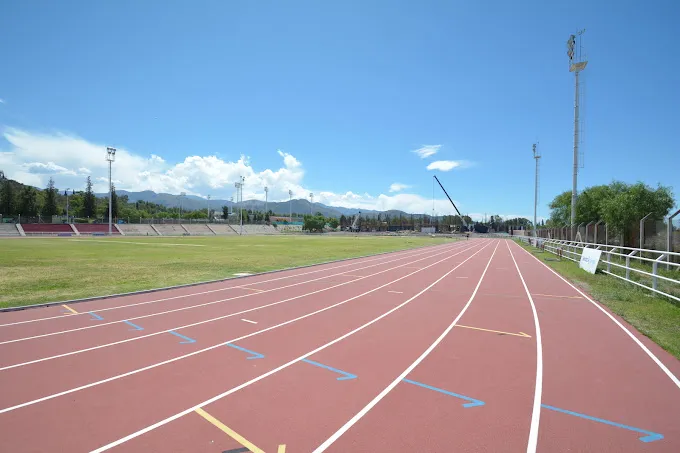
[
  {"left": 0, "top": 175, "right": 16, "bottom": 216},
  {"left": 327, "top": 218, "right": 340, "bottom": 229},
  {"left": 110, "top": 184, "right": 119, "bottom": 220},
  {"left": 42, "top": 178, "right": 59, "bottom": 217},
  {"left": 222, "top": 205, "right": 230, "bottom": 219},
  {"left": 82, "top": 177, "right": 96, "bottom": 218},
  {"left": 303, "top": 214, "right": 326, "bottom": 232},
  {"left": 600, "top": 182, "right": 674, "bottom": 236},
  {"left": 18, "top": 186, "right": 39, "bottom": 216}
]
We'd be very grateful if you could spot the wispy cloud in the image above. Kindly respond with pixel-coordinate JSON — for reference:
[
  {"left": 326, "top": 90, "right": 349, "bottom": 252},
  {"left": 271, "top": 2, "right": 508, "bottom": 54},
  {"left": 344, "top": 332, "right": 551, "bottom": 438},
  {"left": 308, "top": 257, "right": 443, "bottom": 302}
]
[
  {"left": 389, "top": 183, "right": 411, "bottom": 193},
  {"left": 0, "top": 98, "right": 5, "bottom": 104},
  {"left": 412, "top": 145, "right": 440, "bottom": 159},
  {"left": 426, "top": 160, "right": 460, "bottom": 171}
]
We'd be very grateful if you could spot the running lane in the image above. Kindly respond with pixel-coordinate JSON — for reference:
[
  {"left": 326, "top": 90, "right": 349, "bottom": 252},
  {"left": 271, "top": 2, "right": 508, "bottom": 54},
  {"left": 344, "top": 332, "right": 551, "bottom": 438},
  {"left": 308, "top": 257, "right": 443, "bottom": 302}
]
[
  {"left": 316, "top": 238, "right": 539, "bottom": 452},
  {"left": 508, "top": 240, "right": 680, "bottom": 452},
  {"left": 0, "top": 241, "right": 488, "bottom": 452},
  {"left": 90, "top": 241, "right": 498, "bottom": 452}
]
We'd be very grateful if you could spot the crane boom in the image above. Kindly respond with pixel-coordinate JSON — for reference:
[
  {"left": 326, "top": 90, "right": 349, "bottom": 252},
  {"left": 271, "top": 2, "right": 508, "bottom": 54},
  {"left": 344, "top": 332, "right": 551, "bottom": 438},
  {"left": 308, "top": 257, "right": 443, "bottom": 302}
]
[{"left": 433, "top": 175, "right": 468, "bottom": 229}]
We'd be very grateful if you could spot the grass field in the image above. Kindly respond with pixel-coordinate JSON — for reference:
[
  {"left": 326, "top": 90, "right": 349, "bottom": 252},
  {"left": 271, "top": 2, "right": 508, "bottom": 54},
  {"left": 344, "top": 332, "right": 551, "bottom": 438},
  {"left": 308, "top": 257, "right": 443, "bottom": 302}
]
[
  {"left": 0, "top": 235, "right": 454, "bottom": 309},
  {"left": 516, "top": 240, "right": 680, "bottom": 360}
]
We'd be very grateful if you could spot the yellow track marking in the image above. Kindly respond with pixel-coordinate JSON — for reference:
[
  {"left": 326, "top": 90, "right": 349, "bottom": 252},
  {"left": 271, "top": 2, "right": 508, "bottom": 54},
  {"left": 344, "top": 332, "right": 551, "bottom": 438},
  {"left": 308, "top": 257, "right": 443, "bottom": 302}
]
[
  {"left": 194, "top": 407, "right": 264, "bottom": 453},
  {"left": 278, "top": 445, "right": 286, "bottom": 452},
  {"left": 61, "top": 304, "right": 78, "bottom": 314},
  {"left": 532, "top": 293, "right": 582, "bottom": 299},
  {"left": 456, "top": 324, "right": 531, "bottom": 338}
]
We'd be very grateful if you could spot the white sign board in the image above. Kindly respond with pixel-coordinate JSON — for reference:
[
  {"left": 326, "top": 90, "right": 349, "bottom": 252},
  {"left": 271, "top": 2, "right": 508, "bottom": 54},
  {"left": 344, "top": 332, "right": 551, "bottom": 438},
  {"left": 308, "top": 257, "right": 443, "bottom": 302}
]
[{"left": 579, "top": 248, "right": 602, "bottom": 274}]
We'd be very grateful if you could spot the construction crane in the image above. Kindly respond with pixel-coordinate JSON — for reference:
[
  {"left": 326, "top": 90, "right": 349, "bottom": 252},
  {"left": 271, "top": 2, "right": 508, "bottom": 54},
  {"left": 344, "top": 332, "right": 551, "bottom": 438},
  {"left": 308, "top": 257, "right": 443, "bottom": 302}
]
[
  {"left": 433, "top": 175, "right": 469, "bottom": 231},
  {"left": 348, "top": 212, "right": 361, "bottom": 232}
]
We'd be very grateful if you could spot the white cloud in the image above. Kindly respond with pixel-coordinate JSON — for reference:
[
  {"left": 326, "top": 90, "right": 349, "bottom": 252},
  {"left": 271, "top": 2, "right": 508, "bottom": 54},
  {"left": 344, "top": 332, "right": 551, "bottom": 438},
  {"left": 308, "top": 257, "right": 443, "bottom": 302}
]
[
  {"left": 0, "top": 98, "right": 5, "bottom": 104},
  {"left": 412, "top": 145, "right": 440, "bottom": 159},
  {"left": 0, "top": 127, "right": 478, "bottom": 215},
  {"left": 389, "top": 183, "right": 411, "bottom": 192},
  {"left": 427, "top": 160, "right": 471, "bottom": 171}
]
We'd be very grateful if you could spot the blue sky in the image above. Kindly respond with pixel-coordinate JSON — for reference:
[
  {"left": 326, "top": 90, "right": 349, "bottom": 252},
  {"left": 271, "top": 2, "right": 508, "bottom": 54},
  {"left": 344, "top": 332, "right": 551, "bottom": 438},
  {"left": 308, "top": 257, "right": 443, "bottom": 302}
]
[{"left": 1, "top": 0, "right": 678, "bottom": 220}]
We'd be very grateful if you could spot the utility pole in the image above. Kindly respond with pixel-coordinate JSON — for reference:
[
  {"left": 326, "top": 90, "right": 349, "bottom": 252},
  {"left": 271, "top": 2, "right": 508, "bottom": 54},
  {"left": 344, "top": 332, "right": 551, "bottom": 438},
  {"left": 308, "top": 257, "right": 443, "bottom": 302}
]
[
  {"left": 533, "top": 143, "right": 541, "bottom": 239},
  {"left": 567, "top": 30, "right": 587, "bottom": 238},
  {"left": 105, "top": 147, "right": 116, "bottom": 235}
]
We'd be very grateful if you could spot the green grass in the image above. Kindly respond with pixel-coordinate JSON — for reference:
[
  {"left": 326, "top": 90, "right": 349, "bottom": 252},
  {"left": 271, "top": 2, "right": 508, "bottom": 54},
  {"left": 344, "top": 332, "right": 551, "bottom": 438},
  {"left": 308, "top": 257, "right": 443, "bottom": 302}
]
[
  {"left": 516, "top": 240, "right": 680, "bottom": 360},
  {"left": 0, "top": 235, "right": 454, "bottom": 308}
]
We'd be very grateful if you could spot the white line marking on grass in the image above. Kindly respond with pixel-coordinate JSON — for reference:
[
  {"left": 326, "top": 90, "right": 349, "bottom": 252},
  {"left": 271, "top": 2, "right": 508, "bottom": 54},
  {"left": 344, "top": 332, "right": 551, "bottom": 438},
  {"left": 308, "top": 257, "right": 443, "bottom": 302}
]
[
  {"left": 67, "top": 240, "right": 206, "bottom": 247},
  {"left": 1, "top": 242, "right": 490, "bottom": 417},
  {"left": 0, "top": 242, "right": 461, "bottom": 328},
  {"left": 312, "top": 240, "right": 500, "bottom": 453},
  {"left": 87, "top": 242, "right": 492, "bottom": 453},
  {"left": 513, "top": 240, "right": 680, "bottom": 391},
  {"left": 506, "top": 240, "right": 543, "bottom": 453},
  {"left": 240, "top": 319, "right": 257, "bottom": 324}
]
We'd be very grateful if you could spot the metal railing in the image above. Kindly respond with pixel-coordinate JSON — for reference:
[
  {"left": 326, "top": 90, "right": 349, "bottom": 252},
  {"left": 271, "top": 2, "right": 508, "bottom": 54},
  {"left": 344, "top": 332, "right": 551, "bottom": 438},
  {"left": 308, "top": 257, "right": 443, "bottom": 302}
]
[{"left": 516, "top": 237, "right": 680, "bottom": 303}]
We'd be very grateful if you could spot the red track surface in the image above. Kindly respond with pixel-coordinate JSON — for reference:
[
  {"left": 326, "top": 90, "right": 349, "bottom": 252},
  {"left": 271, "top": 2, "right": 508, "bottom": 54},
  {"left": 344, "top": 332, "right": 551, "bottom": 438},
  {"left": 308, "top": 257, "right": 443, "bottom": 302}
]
[{"left": 1, "top": 239, "right": 678, "bottom": 452}]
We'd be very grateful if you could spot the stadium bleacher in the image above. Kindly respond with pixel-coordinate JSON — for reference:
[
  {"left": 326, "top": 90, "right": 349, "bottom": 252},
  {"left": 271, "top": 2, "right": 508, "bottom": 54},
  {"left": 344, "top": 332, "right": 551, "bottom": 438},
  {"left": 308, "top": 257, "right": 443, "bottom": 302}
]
[
  {"left": 21, "top": 224, "right": 74, "bottom": 236},
  {"left": 240, "top": 225, "right": 280, "bottom": 235},
  {"left": 207, "top": 224, "right": 238, "bottom": 235},
  {"left": 0, "top": 224, "right": 20, "bottom": 236},
  {"left": 154, "top": 224, "right": 188, "bottom": 236},
  {"left": 118, "top": 224, "right": 158, "bottom": 236},
  {"left": 182, "top": 224, "right": 215, "bottom": 235},
  {"left": 74, "top": 224, "right": 121, "bottom": 235}
]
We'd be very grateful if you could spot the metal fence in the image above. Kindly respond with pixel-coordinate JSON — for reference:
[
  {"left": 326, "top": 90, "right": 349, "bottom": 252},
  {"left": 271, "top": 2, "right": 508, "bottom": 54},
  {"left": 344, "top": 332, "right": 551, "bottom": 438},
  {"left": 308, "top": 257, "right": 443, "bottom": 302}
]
[{"left": 516, "top": 236, "right": 680, "bottom": 303}]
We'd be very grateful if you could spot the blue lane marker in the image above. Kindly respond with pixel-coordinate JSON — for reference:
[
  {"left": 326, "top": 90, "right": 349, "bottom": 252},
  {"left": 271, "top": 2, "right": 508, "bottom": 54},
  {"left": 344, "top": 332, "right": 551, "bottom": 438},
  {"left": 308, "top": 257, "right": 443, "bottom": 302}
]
[
  {"left": 225, "top": 343, "right": 264, "bottom": 359},
  {"left": 402, "top": 379, "right": 485, "bottom": 408},
  {"left": 123, "top": 320, "right": 144, "bottom": 331},
  {"left": 302, "top": 359, "right": 357, "bottom": 381},
  {"left": 89, "top": 312, "right": 104, "bottom": 321},
  {"left": 541, "top": 404, "right": 663, "bottom": 443},
  {"left": 168, "top": 331, "right": 196, "bottom": 344}
]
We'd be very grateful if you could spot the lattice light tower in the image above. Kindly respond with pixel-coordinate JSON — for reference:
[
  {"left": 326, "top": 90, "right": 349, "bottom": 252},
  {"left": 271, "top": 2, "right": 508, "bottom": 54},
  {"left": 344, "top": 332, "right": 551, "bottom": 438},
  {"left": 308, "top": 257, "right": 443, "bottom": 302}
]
[
  {"left": 105, "top": 147, "right": 116, "bottom": 235},
  {"left": 567, "top": 30, "right": 587, "bottom": 236},
  {"left": 533, "top": 143, "right": 541, "bottom": 239}
]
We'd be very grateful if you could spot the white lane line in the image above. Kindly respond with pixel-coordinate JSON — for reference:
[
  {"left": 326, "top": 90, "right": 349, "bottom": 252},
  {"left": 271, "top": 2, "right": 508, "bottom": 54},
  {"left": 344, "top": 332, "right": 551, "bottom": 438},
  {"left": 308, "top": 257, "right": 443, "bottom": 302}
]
[
  {"left": 312, "top": 240, "right": 500, "bottom": 453},
  {"left": 68, "top": 239, "right": 206, "bottom": 247},
  {"left": 240, "top": 319, "right": 257, "bottom": 324},
  {"left": 455, "top": 276, "right": 468, "bottom": 279},
  {"left": 506, "top": 240, "right": 544, "bottom": 453},
  {"left": 387, "top": 291, "right": 403, "bottom": 294},
  {"left": 0, "top": 243, "right": 485, "bottom": 371},
  {"left": 88, "top": 242, "right": 493, "bottom": 452},
  {"left": 0, "top": 242, "right": 489, "bottom": 416},
  {"left": 513, "top": 240, "right": 680, "bottom": 391},
  {"left": 0, "top": 243, "right": 468, "bottom": 342},
  {"left": 0, "top": 242, "right": 460, "bottom": 328}
]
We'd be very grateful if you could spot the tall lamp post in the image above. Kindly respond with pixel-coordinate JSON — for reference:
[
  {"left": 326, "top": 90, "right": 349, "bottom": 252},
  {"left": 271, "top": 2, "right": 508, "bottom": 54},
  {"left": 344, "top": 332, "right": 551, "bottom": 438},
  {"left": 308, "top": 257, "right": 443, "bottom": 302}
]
[
  {"left": 264, "top": 186, "right": 269, "bottom": 222},
  {"left": 533, "top": 143, "right": 541, "bottom": 240},
  {"left": 309, "top": 193, "right": 314, "bottom": 215},
  {"left": 106, "top": 147, "right": 116, "bottom": 235},
  {"left": 288, "top": 189, "right": 293, "bottom": 223},
  {"left": 567, "top": 30, "right": 587, "bottom": 238},
  {"left": 179, "top": 192, "right": 186, "bottom": 221},
  {"left": 65, "top": 188, "right": 70, "bottom": 223},
  {"left": 207, "top": 194, "right": 211, "bottom": 222}
]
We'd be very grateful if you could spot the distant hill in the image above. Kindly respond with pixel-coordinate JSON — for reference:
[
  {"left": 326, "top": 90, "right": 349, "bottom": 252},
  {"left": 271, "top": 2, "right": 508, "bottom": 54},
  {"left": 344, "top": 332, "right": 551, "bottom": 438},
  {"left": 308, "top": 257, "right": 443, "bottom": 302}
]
[{"left": 96, "top": 190, "right": 410, "bottom": 218}]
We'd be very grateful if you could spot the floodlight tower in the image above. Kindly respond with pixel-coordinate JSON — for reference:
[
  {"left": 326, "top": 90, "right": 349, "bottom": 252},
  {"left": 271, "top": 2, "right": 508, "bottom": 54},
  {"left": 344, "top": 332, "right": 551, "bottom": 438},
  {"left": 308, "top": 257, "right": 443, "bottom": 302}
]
[
  {"left": 309, "top": 193, "right": 314, "bottom": 215},
  {"left": 179, "top": 192, "right": 186, "bottom": 220},
  {"left": 567, "top": 30, "right": 587, "bottom": 237},
  {"left": 288, "top": 189, "right": 293, "bottom": 222},
  {"left": 207, "top": 194, "right": 211, "bottom": 221},
  {"left": 65, "top": 188, "right": 70, "bottom": 222},
  {"left": 533, "top": 143, "right": 541, "bottom": 239},
  {"left": 235, "top": 177, "right": 244, "bottom": 234},
  {"left": 105, "top": 147, "right": 116, "bottom": 235},
  {"left": 264, "top": 186, "right": 269, "bottom": 219}
]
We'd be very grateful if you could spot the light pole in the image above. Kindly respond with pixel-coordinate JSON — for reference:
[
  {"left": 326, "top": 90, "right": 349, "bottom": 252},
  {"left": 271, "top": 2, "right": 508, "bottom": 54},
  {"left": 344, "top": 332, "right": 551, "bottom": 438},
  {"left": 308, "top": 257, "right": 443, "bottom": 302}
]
[
  {"left": 179, "top": 192, "right": 186, "bottom": 221},
  {"left": 309, "top": 192, "right": 314, "bottom": 215},
  {"left": 533, "top": 143, "right": 541, "bottom": 240},
  {"left": 207, "top": 194, "right": 211, "bottom": 222},
  {"left": 65, "top": 188, "right": 70, "bottom": 223},
  {"left": 230, "top": 196, "right": 234, "bottom": 216},
  {"left": 235, "top": 176, "right": 244, "bottom": 234},
  {"left": 264, "top": 186, "right": 269, "bottom": 222},
  {"left": 288, "top": 189, "right": 293, "bottom": 223},
  {"left": 106, "top": 147, "right": 116, "bottom": 235},
  {"left": 567, "top": 31, "right": 587, "bottom": 238}
]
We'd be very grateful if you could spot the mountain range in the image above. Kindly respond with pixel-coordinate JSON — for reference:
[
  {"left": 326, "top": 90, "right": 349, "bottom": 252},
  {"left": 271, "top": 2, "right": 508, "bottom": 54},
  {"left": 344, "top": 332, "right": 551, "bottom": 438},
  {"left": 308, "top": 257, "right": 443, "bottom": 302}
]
[{"left": 101, "top": 190, "right": 412, "bottom": 219}]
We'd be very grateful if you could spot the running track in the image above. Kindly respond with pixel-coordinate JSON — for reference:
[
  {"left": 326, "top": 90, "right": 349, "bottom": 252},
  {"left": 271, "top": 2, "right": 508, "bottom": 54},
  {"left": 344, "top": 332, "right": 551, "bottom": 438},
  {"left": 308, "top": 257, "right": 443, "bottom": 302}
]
[{"left": 1, "top": 239, "right": 679, "bottom": 452}]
